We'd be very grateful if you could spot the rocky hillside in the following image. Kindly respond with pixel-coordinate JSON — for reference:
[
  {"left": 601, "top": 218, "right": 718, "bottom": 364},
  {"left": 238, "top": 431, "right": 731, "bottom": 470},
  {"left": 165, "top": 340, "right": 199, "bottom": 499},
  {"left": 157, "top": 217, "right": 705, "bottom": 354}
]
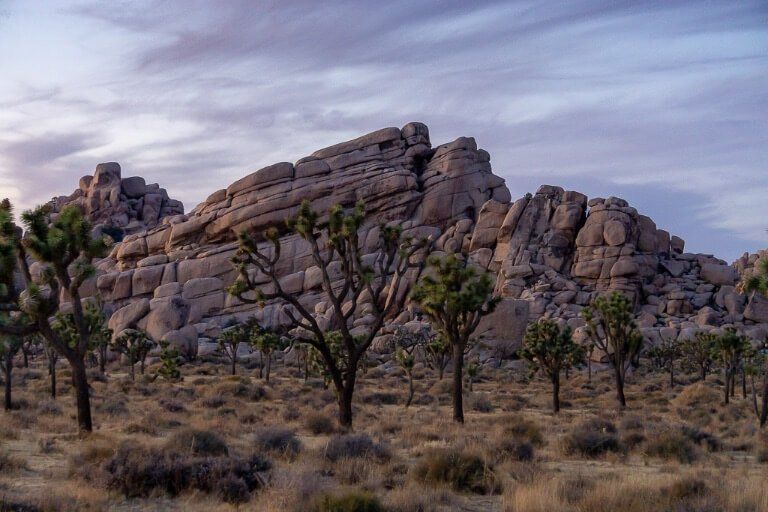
[{"left": 56, "top": 123, "right": 767, "bottom": 359}]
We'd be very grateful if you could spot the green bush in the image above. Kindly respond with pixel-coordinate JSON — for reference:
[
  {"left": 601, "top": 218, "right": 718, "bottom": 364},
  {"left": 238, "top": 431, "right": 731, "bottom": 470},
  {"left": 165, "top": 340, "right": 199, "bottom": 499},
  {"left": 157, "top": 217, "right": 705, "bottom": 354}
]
[{"left": 414, "top": 449, "right": 501, "bottom": 495}]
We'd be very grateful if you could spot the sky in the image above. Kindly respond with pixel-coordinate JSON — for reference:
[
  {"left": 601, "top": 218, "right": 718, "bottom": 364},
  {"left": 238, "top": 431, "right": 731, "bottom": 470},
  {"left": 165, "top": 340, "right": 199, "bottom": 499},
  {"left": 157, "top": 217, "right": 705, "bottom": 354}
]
[{"left": 0, "top": 1, "right": 766, "bottom": 262}]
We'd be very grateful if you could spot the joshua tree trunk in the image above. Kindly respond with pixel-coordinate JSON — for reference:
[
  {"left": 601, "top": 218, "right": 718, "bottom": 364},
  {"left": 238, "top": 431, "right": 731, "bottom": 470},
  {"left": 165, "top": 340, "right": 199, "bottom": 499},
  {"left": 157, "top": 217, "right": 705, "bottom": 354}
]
[
  {"left": 99, "top": 346, "right": 106, "bottom": 374},
  {"left": 613, "top": 359, "right": 626, "bottom": 408},
  {"left": 405, "top": 370, "right": 414, "bottom": 408},
  {"left": 452, "top": 343, "right": 465, "bottom": 423},
  {"left": 303, "top": 355, "right": 308, "bottom": 383},
  {"left": 552, "top": 372, "right": 561, "bottom": 413},
  {"left": 265, "top": 353, "right": 272, "bottom": 383},
  {"left": 700, "top": 365, "right": 707, "bottom": 382},
  {"left": 741, "top": 369, "right": 747, "bottom": 399},
  {"left": 336, "top": 371, "right": 356, "bottom": 430},
  {"left": 669, "top": 363, "right": 675, "bottom": 389},
  {"left": 724, "top": 368, "right": 731, "bottom": 405},
  {"left": 438, "top": 363, "right": 445, "bottom": 381},
  {"left": 258, "top": 352, "right": 263, "bottom": 379},
  {"left": 21, "top": 346, "right": 28, "bottom": 368},
  {"left": 70, "top": 356, "right": 93, "bottom": 432},
  {"left": 231, "top": 352, "right": 237, "bottom": 376}
]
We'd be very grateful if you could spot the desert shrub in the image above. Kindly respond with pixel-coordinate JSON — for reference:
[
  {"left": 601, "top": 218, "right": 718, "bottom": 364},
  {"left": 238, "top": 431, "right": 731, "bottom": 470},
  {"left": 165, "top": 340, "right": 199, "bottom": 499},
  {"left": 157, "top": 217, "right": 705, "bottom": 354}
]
[
  {"left": 365, "top": 391, "right": 400, "bottom": 405},
  {"left": 97, "top": 397, "right": 128, "bottom": 416},
  {"left": 309, "top": 491, "right": 383, "bottom": 512},
  {"left": 282, "top": 406, "right": 300, "bottom": 422},
  {"left": 324, "top": 434, "right": 390, "bottom": 462},
  {"left": 414, "top": 449, "right": 500, "bottom": 495},
  {"left": 159, "top": 398, "right": 186, "bottom": 413},
  {"left": 644, "top": 430, "right": 697, "bottom": 463},
  {"left": 103, "top": 443, "right": 270, "bottom": 499},
  {"left": 305, "top": 412, "right": 335, "bottom": 435},
  {"left": 562, "top": 418, "right": 622, "bottom": 457},
  {"left": 663, "top": 476, "right": 709, "bottom": 500},
  {"left": 672, "top": 382, "right": 719, "bottom": 410},
  {"left": 254, "top": 427, "right": 301, "bottom": 458},
  {"left": 200, "top": 395, "right": 227, "bottom": 409},
  {"left": 504, "top": 416, "right": 545, "bottom": 447},
  {"left": 217, "top": 474, "right": 251, "bottom": 504},
  {"left": 165, "top": 428, "right": 229, "bottom": 456},
  {"left": 468, "top": 394, "right": 494, "bottom": 413},
  {"left": 681, "top": 425, "right": 721, "bottom": 452},
  {"left": 36, "top": 400, "right": 62, "bottom": 416},
  {"left": 497, "top": 439, "right": 535, "bottom": 462}
]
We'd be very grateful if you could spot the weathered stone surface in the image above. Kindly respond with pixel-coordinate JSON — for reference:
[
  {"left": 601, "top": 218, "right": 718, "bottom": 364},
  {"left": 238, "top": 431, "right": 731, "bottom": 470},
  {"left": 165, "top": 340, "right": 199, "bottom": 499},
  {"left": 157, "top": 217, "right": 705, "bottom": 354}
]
[
  {"left": 54, "top": 123, "right": 766, "bottom": 346},
  {"left": 108, "top": 299, "right": 150, "bottom": 335},
  {"left": 700, "top": 263, "right": 738, "bottom": 286}
]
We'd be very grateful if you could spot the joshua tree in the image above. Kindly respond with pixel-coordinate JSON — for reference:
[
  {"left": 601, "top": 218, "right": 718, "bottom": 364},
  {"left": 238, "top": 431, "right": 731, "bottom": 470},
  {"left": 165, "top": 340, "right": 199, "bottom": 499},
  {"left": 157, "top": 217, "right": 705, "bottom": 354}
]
[
  {"left": 520, "top": 318, "right": 585, "bottom": 413},
  {"left": 582, "top": 292, "right": 643, "bottom": 408},
  {"left": 714, "top": 327, "right": 750, "bottom": 405},
  {"left": 411, "top": 254, "right": 499, "bottom": 423},
  {"left": 229, "top": 200, "right": 429, "bottom": 429},
  {"left": 157, "top": 340, "right": 181, "bottom": 381},
  {"left": 0, "top": 202, "right": 111, "bottom": 432},
  {"left": 219, "top": 323, "right": 248, "bottom": 376},
  {"left": 682, "top": 331, "right": 717, "bottom": 381},
  {"left": 54, "top": 301, "right": 112, "bottom": 375},
  {"left": 250, "top": 328, "right": 284, "bottom": 383},
  {"left": 0, "top": 334, "right": 24, "bottom": 410},
  {"left": 465, "top": 359, "right": 480, "bottom": 393},
  {"left": 111, "top": 329, "right": 154, "bottom": 381},
  {"left": 42, "top": 338, "right": 59, "bottom": 399},
  {"left": 391, "top": 326, "right": 420, "bottom": 407},
  {"left": 647, "top": 334, "right": 681, "bottom": 389}
]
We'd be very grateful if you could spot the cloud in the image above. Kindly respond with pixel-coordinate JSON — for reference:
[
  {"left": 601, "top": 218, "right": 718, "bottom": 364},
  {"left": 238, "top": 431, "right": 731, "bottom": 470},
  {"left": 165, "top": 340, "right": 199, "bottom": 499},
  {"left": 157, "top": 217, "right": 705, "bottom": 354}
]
[{"left": 0, "top": 0, "right": 765, "bottom": 261}]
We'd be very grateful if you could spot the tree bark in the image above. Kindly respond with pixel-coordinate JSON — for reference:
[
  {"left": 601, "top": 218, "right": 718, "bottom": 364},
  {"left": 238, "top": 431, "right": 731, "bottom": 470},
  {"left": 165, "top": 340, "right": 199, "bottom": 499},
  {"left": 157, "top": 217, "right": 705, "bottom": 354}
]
[
  {"left": 552, "top": 372, "right": 560, "bottom": 413},
  {"left": 405, "top": 370, "right": 414, "bottom": 408},
  {"left": 337, "top": 374, "right": 355, "bottom": 430},
  {"left": 700, "top": 365, "right": 706, "bottom": 382},
  {"left": 741, "top": 369, "right": 747, "bottom": 399},
  {"left": 70, "top": 356, "right": 93, "bottom": 433},
  {"left": 669, "top": 364, "right": 674, "bottom": 389},
  {"left": 724, "top": 368, "right": 731, "bottom": 405},
  {"left": 49, "top": 357, "right": 56, "bottom": 399},
  {"left": 231, "top": 351, "right": 237, "bottom": 376},
  {"left": 129, "top": 362, "right": 135, "bottom": 381},
  {"left": 265, "top": 353, "right": 271, "bottom": 383},
  {"left": 452, "top": 342, "right": 465, "bottom": 423},
  {"left": 613, "top": 360, "right": 626, "bottom": 408},
  {"left": 99, "top": 347, "right": 106, "bottom": 374}
]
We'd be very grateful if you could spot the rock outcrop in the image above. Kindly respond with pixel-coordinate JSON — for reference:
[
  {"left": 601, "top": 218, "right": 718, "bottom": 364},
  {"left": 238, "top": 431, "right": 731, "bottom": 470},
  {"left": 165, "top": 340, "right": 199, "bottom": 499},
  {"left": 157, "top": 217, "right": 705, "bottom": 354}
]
[
  {"left": 59, "top": 123, "right": 767, "bottom": 360},
  {"left": 50, "top": 162, "right": 184, "bottom": 240}
]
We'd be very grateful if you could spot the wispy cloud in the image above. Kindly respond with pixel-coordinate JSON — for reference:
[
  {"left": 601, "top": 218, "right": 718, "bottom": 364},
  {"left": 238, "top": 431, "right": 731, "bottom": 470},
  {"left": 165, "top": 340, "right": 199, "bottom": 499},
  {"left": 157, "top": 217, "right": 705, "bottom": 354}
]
[{"left": 0, "top": 0, "right": 765, "bottom": 260}]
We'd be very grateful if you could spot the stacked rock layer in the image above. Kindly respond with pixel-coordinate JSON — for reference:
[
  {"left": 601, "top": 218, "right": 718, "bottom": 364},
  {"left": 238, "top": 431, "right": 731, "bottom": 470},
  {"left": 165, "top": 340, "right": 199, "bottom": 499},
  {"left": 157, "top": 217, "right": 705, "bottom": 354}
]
[{"left": 55, "top": 123, "right": 767, "bottom": 358}]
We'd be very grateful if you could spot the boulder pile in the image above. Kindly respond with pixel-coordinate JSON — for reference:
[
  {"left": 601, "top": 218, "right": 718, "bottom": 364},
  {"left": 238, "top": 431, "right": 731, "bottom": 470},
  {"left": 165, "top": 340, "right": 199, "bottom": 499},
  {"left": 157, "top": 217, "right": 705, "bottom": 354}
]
[
  {"left": 49, "top": 162, "right": 184, "bottom": 240},
  {"left": 56, "top": 123, "right": 767, "bottom": 358}
]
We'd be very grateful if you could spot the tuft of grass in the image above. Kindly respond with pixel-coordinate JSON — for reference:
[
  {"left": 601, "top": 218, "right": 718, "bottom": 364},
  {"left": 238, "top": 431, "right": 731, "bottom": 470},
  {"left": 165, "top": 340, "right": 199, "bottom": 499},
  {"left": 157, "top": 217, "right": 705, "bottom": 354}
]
[
  {"left": 164, "top": 428, "right": 229, "bottom": 456},
  {"left": 644, "top": 430, "right": 697, "bottom": 463},
  {"left": 325, "top": 434, "right": 390, "bottom": 463},
  {"left": 254, "top": 427, "right": 301, "bottom": 458},
  {"left": 562, "top": 418, "right": 622, "bottom": 458},
  {"left": 414, "top": 449, "right": 501, "bottom": 495},
  {"left": 305, "top": 412, "right": 336, "bottom": 435}
]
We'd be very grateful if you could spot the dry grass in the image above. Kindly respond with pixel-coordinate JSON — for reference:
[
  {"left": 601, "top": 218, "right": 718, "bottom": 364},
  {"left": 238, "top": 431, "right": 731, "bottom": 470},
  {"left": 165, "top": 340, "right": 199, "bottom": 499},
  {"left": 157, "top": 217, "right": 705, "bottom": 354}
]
[{"left": 0, "top": 356, "right": 764, "bottom": 511}]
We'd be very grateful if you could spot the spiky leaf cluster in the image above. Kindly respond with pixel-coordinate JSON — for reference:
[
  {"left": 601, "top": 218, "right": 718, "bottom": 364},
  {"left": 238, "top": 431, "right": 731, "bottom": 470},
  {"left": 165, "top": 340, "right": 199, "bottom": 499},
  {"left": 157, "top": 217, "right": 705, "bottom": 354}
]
[{"left": 520, "top": 318, "right": 585, "bottom": 379}]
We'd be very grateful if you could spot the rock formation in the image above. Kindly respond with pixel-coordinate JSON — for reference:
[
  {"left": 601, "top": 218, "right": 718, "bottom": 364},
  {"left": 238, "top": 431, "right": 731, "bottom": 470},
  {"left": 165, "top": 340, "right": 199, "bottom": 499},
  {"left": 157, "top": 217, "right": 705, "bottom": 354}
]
[
  {"left": 49, "top": 162, "right": 184, "bottom": 240},
  {"left": 56, "top": 123, "right": 767, "bottom": 359}
]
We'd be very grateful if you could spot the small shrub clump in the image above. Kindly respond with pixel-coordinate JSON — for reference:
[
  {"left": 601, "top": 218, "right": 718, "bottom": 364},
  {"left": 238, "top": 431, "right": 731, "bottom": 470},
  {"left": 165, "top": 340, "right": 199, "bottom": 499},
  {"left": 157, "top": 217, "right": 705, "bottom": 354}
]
[
  {"left": 165, "top": 428, "right": 229, "bottom": 457},
  {"left": 305, "top": 412, "right": 336, "bottom": 435},
  {"left": 254, "top": 427, "right": 301, "bottom": 458},
  {"left": 414, "top": 449, "right": 501, "bottom": 495},
  {"left": 324, "top": 434, "right": 390, "bottom": 462},
  {"left": 644, "top": 430, "right": 697, "bottom": 463},
  {"left": 562, "top": 418, "right": 622, "bottom": 457}
]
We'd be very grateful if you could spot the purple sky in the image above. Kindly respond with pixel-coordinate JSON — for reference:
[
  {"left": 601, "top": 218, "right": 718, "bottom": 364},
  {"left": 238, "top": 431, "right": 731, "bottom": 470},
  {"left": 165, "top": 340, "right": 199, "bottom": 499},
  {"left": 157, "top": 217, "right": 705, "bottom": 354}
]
[{"left": 0, "top": 1, "right": 766, "bottom": 261}]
